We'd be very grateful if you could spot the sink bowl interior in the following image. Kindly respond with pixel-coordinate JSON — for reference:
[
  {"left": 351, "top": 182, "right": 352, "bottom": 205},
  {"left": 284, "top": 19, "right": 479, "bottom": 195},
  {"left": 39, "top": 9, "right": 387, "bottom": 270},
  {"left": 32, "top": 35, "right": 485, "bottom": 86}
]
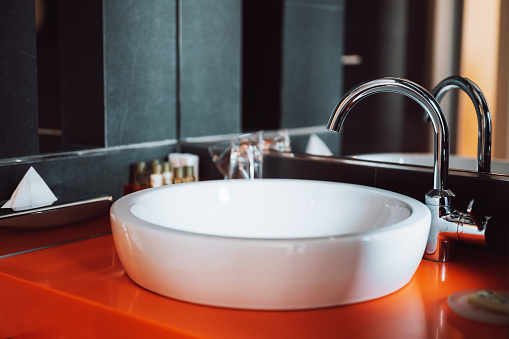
[
  {"left": 110, "top": 179, "right": 431, "bottom": 310},
  {"left": 130, "top": 180, "right": 413, "bottom": 239}
]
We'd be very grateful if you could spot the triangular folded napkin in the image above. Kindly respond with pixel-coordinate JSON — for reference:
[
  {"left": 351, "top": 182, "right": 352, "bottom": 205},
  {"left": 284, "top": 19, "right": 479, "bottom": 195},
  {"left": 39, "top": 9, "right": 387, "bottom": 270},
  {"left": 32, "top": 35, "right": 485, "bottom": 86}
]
[
  {"left": 305, "top": 134, "right": 333, "bottom": 156},
  {"left": 1, "top": 166, "right": 58, "bottom": 211}
]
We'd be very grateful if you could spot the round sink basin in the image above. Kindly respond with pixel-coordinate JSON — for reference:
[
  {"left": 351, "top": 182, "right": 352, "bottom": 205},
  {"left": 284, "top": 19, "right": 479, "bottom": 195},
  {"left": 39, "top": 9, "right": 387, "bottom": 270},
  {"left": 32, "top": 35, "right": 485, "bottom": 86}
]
[{"left": 110, "top": 179, "right": 431, "bottom": 310}]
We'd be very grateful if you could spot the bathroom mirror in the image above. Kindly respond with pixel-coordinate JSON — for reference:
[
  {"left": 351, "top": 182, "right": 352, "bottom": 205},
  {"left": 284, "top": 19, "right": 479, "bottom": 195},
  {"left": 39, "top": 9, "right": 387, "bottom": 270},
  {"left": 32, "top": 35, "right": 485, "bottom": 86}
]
[
  {"left": 242, "top": 0, "right": 509, "bottom": 176},
  {"left": 33, "top": 0, "right": 509, "bottom": 176},
  {"left": 334, "top": 0, "right": 509, "bottom": 176}
]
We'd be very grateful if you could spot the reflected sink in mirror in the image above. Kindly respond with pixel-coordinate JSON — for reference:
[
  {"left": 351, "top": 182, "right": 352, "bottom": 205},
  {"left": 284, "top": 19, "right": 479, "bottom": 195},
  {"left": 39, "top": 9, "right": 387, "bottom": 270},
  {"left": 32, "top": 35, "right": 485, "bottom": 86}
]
[
  {"left": 353, "top": 153, "right": 509, "bottom": 174},
  {"left": 110, "top": 179, "right": 431, "bottom": 310}
]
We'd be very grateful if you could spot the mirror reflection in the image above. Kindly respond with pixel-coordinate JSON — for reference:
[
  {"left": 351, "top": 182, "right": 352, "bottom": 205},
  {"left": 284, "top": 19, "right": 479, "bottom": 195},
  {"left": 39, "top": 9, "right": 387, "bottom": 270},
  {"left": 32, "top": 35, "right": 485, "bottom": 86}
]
[
  {"left": 327, "top": 0, "right": 508, "bottom": 175},
  {"left": 35, "top": 0, "right": 509, "bottom": 175}
]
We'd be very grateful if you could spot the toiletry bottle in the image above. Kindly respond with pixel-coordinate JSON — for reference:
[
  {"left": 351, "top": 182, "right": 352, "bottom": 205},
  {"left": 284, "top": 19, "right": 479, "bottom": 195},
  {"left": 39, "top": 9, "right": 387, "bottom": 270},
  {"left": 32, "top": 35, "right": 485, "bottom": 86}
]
[
  {"left": 183, "top": 165, "right": 196, "bottom": 183},
  {"left": 150, "top": 159, "right": 160, "bottom": 171},
  {"left": 162, "top": 161, "right": 173, "bottom": 185},
  {"left": 150, "top": 162, "right": 163, "bottom": 187},
  {"left": 173, "top": 167, "right": 184, "bottom": 184},
  {"left": 133, "top": 161, "right": 149, "bottom": 191}
]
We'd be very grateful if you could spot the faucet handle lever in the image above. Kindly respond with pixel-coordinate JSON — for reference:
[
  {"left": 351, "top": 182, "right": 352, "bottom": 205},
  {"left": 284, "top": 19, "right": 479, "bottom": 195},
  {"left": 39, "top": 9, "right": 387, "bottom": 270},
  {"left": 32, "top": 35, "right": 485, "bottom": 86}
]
[{"left": 466, "top": 199, "right": 490, "bottom": 231}]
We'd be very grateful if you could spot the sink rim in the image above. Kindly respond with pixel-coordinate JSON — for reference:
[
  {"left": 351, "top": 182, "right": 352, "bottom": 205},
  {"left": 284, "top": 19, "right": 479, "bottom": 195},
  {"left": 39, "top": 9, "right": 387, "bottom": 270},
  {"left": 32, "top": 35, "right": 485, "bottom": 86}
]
[
  {"left": 110, "top": 178, "right": 432, "bottom": 310},
  {"left": 112, "top": 178, "right": 429, "bottom": 241}
]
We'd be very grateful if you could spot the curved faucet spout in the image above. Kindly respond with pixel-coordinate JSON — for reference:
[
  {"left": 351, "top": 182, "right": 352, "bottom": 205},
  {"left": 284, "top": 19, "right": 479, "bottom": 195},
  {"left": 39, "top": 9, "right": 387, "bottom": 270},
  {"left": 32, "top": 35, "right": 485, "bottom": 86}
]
[
  {"left": 431, "top": 76, "right": 492, "bottom": 173},
  {"left": 327, "top": 77, "right": 488, "bottom": 262},
  {"left": 327, "top": 77, "right": 450, "bottom": 192}
]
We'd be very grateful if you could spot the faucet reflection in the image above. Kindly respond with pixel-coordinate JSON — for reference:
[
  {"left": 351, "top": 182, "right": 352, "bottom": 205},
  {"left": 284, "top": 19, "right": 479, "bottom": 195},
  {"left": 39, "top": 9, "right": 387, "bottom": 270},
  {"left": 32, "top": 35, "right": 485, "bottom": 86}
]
[
  {"left": 431, "top": 75, "right": 492, "bottom": 173},
  {"left": 327, "top": 77, "right": 489, "bottom": 262}
]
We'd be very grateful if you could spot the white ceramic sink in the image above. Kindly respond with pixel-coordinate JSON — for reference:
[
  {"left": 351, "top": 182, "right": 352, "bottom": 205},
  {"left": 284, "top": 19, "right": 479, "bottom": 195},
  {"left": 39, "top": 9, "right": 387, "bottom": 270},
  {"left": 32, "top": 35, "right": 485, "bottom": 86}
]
[
  {"left": 353, "top": 152, "right": 509, "bottom": 174},
  {"left": 110, "top": 179, "right": 431, "bottom": 310}
]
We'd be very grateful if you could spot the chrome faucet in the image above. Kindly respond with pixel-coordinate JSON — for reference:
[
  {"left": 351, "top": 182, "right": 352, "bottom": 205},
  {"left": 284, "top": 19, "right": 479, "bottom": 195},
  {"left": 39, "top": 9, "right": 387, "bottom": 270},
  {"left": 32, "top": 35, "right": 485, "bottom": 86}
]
[
  {"left": 431, "top": 76, "right": 492, "bottom": 173},
  {"left": 327, "top": 77, "right": 488, "bottom": 262}
]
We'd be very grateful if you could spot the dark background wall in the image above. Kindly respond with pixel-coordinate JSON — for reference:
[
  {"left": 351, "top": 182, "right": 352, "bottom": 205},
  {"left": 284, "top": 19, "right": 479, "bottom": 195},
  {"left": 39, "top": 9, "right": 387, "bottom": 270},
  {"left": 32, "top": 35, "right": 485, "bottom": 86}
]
[
  {"left": 280, "top": 0, "right": 344, "bottom": 129},
  {"left": 180, "top": 0, "right": 242, "bottom": 138},
  {"left": 0, "top": 0, "right": 39, "bottom": 159},
  {"left": 341, "top": 0, "right": 435, "bottom": 156},
  {"left": 0, "top": 0, "right": 344, "bottom": 203}
]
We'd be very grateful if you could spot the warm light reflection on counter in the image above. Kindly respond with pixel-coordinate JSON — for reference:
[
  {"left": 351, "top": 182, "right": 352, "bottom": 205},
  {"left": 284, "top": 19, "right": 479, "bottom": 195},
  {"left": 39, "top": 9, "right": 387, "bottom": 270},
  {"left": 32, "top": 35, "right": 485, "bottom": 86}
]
[{"left": 0, "top": 229, "right": 507, "bottom": 338}]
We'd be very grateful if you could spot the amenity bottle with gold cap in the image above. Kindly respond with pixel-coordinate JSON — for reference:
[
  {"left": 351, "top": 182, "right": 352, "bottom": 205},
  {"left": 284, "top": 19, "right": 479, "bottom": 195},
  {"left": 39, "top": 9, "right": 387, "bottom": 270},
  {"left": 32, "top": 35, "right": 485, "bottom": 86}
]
[
  {"left": 133, "top": 161, "right": 149, "bottom": 191},
  {"left": 173, "top": 167, "right": 185, "bottom": 184},
  {"left": 150, "top": 162, "right": 163, "bottom": 188},
  {"left": 183, "top": 165, "right": 196, "bottom": 183},
  {"left": 162, "top": 161, "right": 173, "bottom": 185}
]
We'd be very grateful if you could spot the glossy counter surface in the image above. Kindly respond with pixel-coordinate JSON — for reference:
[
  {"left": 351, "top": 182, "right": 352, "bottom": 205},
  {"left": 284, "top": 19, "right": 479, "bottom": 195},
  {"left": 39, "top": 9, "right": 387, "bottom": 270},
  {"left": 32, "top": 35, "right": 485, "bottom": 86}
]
[{"left": 0, "top": 217, "right": 508, "bottom": 338}]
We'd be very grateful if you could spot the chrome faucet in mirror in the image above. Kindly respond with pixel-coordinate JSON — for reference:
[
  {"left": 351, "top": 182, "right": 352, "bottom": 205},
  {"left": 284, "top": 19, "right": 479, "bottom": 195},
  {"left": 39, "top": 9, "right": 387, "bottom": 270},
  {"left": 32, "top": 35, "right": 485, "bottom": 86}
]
[{"left": 431, "top": 76, "right": 492, "bottom": 173}]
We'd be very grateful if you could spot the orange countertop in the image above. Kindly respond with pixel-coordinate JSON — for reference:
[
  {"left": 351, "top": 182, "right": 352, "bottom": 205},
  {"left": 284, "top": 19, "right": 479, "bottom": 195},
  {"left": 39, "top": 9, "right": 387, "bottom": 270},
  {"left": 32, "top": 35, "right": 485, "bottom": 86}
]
[{"left": 0, "top": 217, "right": 508, "bottom": 338}]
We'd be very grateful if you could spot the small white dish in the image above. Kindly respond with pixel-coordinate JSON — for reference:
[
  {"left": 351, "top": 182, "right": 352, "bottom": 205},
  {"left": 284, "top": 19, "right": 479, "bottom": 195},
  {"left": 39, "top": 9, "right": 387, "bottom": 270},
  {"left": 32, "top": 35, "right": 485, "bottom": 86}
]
[{"left": 448, "top": 289, "right": 509, "bottom": 325}]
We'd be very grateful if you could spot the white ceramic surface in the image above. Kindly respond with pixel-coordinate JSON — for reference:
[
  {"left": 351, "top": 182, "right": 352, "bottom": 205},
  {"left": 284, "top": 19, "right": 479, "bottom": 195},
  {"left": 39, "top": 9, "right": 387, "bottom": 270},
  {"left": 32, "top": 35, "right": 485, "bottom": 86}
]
[
  {"left": 353, "top": 152, "right": 509, "bottom": 174},
  {"left": 110, "top": 179, "right": 431, "bottom": 310}
]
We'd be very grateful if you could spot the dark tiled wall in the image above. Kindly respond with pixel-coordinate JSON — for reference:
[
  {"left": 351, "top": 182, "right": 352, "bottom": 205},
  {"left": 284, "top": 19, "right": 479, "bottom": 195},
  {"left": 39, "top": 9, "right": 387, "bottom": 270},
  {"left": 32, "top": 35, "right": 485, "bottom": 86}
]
[
  {"left": 103, "top": 0, "right": 178, "bottom": 146},
  {"left": 59, "top": 0, "right": 180, "bottom": 147},
  {"left": 0, "top": 1, "right": 345, "bottom": 206},
  {"left": 0, "top": 0, "right": 39, "bottom": 158},
  {"left": 180, "top": 0, "right": 242, "bottom": 138},
  {"left": 0, "top": 1, "right": 241, "bottom": 204},
  {"left": 281, "top": 0, "right": 344, "bottom": 129}
]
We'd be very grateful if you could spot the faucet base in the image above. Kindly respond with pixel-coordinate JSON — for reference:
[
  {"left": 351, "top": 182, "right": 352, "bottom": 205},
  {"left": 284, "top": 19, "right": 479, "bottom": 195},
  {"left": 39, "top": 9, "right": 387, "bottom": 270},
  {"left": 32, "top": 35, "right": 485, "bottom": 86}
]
[
  {"left": 424, "top": 196, "right": 488, "bottom": 262},
  {"left": 423, "top": 234, "right": 456, "bottom": 262}
]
